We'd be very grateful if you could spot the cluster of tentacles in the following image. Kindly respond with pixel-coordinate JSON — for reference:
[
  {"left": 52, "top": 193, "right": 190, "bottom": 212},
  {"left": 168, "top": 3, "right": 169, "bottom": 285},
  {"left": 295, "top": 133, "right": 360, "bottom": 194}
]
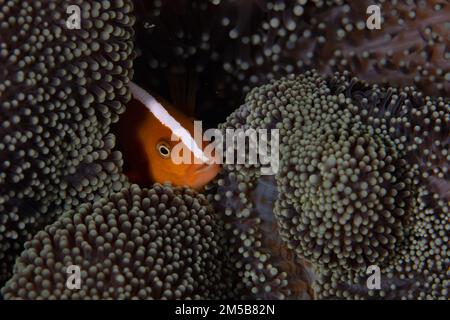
[
  {"left": 0, "top": 0, "right": 134, "bottom": 286},
  {"left": 0, "top": 0, "right": 448, "bottom": 300},
  {"left": 219, "top": 70, "right": 449, "bottom": 299}
]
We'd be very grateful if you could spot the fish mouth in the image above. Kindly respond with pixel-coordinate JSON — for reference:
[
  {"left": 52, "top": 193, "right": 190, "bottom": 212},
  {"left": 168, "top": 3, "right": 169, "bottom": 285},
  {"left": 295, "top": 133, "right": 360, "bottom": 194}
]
[
  {"left": 185, "top": 162, "right": 221, "bottom": 190},
  {"left": 194, "top": 163, "right": 215, "bottom": 174}
]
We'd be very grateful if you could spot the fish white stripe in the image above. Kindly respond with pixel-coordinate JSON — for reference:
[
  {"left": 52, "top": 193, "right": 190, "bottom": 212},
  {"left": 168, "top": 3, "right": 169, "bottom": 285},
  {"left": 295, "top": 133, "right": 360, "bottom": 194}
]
[{"left": 129, "top": 81, "right": 209, "bottom": 163}]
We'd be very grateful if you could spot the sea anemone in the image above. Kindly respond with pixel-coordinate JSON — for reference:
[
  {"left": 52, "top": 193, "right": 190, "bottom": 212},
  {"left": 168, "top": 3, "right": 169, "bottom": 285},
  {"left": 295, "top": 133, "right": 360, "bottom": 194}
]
[
  {"left": 314, "top": 187, "right": 449, "bottom": 299},
  {"left": 2, "top": 184, "right": 232, "bottom": 299},
  {"left": 289, "top": 0, "right": 450, "bottom": 96},
  {"left": 0, "top": 0, "right": 134, "bottom": 286},
  {"left": 131, "top": 0, "right": 448, "bottom": 128},
  {"left": 209, "top": 173, "right": 314, "bottom": 299},
  {"left": 1, "top": 0, "right": 447, "bottom": 300},
  {"left": 309, "top": 71, "right": 449, "bottom": 299},
  {"left": 220, "top": 70, "right": 449, "bottom": 299},
  {"left": 131, "top": 0, "right": 347, "bottom": 125},
  {"left": 222, "top": 71, "right": 417, "bottom": 270}
]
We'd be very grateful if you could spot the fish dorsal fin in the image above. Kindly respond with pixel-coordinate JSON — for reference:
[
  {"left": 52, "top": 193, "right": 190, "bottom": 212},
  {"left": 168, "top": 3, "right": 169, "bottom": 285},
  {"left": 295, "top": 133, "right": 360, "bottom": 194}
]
[
  {"left": 129, "top": 81, "right": 208, "bottom": 163},
  {"left": 167, "top": 71, "right": 198, "bottom": 117}
]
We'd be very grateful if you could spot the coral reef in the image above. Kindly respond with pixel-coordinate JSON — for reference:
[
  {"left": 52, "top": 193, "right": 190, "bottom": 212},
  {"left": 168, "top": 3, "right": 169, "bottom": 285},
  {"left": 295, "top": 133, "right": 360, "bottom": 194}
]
[
  {"left": 220, "top": 70, "right": 449, "bottom": 299},
  {"left": 0, "top": 0, "right": 134, "bottom": 286},
  {"left": 2, "top": 184, "right": 232, "bottom": 299}
]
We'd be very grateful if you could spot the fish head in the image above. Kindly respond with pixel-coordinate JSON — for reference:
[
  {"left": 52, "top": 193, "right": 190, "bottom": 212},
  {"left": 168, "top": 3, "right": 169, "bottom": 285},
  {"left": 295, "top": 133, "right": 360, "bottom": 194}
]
[{"left": 136, "top": 97, "right": 221, "bottom": 190}]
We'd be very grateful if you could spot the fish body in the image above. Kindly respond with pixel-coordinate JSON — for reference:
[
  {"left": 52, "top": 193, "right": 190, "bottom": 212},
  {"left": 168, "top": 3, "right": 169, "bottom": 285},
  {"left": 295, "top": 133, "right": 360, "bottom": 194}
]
[{"left": 116, "top": 82, "right": 220, "bottom": 190}]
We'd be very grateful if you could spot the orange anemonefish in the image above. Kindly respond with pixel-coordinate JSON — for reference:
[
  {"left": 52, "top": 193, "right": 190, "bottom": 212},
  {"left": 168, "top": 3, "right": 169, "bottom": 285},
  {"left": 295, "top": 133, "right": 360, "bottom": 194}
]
[{"left": 115, "top": 82, "right": 221, "bottom": 190}]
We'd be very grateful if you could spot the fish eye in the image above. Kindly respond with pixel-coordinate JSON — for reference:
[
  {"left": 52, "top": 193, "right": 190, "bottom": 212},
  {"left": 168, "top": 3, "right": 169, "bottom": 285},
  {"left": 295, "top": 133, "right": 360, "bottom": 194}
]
[{"left": 156, "top": 142, "right": 171, "bottom": 159}]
